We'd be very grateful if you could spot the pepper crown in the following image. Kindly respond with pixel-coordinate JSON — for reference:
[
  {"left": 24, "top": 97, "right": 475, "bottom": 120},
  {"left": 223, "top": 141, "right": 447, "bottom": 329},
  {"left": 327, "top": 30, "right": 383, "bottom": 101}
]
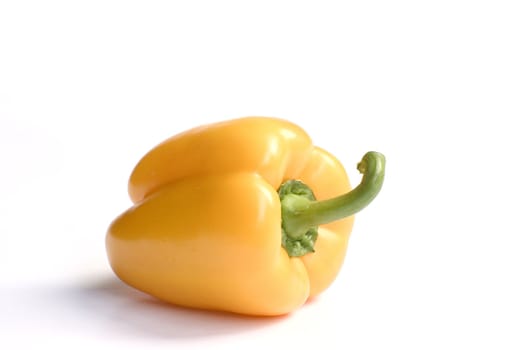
[{"left": 279, "top": 151, "right": 386, "bottom": 257}]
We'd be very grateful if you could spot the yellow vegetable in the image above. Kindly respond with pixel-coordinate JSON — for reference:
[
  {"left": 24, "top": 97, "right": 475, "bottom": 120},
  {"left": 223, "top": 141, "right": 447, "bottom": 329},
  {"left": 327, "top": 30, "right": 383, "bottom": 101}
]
[{"left": 106, "top": 117, "right": 385, "bottom": 315}]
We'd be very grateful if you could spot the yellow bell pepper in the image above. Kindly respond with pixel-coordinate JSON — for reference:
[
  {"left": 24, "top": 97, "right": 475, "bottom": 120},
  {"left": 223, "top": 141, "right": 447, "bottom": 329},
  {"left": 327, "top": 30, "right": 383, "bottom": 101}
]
[{"left": 106, "top": 117, "right": 385, "bottom": 316}]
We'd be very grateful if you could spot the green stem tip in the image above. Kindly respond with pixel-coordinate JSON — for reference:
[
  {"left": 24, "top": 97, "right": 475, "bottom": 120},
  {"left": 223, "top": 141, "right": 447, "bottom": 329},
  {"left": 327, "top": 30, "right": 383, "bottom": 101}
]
[{"left": 279, "top": 151, "right": 386, "bottom": 257}]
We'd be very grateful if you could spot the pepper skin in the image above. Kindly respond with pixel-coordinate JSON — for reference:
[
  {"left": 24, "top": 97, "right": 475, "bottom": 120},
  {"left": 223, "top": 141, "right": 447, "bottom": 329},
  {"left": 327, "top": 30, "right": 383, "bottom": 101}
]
[{"left": 106, "top": 117, "right": 385, "bottom": 316}]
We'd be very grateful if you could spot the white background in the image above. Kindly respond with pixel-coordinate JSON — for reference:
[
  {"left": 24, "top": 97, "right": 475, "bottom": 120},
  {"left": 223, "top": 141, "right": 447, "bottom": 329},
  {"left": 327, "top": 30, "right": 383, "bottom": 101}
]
[{"left": 1, "top": 1, "right": 524, "bottom": 349}]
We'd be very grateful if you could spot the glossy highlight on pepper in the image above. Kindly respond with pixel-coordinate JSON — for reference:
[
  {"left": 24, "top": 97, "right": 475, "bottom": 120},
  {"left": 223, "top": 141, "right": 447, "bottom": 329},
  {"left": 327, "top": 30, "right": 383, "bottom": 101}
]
[{"left": 106, "top": 117, "right": 385, "bottom": 316}]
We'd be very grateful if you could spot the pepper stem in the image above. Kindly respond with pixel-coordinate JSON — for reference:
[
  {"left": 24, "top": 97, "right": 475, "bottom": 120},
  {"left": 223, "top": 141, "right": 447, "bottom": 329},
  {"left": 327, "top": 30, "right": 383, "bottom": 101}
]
[{"left": 280, "top": 151, "right": 385, "bottom": 256}]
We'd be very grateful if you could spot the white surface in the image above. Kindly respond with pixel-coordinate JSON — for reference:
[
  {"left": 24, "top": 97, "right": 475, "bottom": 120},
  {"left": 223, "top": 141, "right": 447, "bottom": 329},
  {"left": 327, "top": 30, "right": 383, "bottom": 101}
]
[{"left": 1, "top": 1, "right": 524, "bottom": 349}]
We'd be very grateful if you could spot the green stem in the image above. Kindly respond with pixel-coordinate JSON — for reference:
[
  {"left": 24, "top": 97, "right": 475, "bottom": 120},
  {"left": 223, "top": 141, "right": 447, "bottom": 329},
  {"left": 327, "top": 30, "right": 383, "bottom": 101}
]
[{"left": 280, "top": 151, "right": 385, "bottom": 254}]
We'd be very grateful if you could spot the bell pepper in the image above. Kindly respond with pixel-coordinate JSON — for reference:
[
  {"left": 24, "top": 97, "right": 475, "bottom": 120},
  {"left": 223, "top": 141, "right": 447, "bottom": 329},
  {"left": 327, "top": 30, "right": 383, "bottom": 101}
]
[{"left": 106, "top": 117, "right": 385, "bottom": 316}]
